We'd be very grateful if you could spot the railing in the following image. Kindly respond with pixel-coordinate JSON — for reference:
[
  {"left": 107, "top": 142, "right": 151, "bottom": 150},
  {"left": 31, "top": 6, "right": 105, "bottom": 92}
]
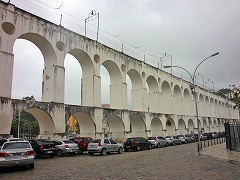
[
  {"left": 200, "top": 137, "right": 226, "bottom": 150},
  {"left": 225, "top": 122, "right": 240, "bottom": 151}
]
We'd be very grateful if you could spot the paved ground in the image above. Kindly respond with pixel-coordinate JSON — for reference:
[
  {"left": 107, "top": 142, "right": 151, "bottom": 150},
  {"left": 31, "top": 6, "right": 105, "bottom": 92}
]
[{"left": 0, "top": 142, "right": 239, "bottom": 180}]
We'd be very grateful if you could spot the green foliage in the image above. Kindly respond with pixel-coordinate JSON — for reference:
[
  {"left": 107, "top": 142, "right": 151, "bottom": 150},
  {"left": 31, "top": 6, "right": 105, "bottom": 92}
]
[{"left": 10, "top": 96, "right": 39, "bottom": 138}]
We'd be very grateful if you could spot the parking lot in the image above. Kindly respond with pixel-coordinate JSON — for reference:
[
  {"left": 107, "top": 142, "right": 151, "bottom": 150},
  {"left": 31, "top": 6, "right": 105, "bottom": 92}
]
[{"left": 0, "top": 142, "right": 239, "bottom": 180}]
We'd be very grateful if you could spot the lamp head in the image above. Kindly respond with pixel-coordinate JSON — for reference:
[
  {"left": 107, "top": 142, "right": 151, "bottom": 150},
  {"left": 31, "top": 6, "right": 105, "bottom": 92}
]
[
  {"left": 211, "top": 52, "right": 219, "bottom": 57},
  {"left": 163, "top": 65, "right": 172, "bottom": 68}
]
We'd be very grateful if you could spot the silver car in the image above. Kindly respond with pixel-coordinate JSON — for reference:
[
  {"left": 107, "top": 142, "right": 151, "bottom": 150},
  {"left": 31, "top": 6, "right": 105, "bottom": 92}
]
[
  {"left": 52, "top": 140, "right": 79, "bottom": 156},
  {"left": 87, "top": 138, "right": 123, "bottom": 156},
  {"left": 0, "top": 141, "right": 34, "bottom": 171},
  {"left": 147, "top": 136, "right": 168, "bottom": 148},
  {"left": 165, "top": 136, "right": 182, "bottom": 145}
]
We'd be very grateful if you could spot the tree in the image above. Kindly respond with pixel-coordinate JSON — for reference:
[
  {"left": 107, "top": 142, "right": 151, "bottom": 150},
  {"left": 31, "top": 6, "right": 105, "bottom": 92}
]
[{"left": 10, "top": 96, "right": 39, "bottom": 138}]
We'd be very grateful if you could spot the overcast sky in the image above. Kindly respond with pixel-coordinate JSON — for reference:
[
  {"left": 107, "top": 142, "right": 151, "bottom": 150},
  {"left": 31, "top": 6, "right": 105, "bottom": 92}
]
[{"left": 8, "top": 0, "right": 240, "bottom": 105}]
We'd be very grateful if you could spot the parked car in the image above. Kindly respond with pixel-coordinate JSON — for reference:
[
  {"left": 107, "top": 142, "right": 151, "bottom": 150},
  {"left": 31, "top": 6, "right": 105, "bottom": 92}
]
[
  {"left": 52, "top": 140, "right": 79, "bottom": 156},
  {"left": 202, "top": 133, "right": 214, "bottom": 140},
  {"left": 0, "top": 140, "right": 34, "bottom": 171},
  {"left": 0, "top": 138, "right": 26, "bottom": 149},
  {"left": 69, "top": 137, "right": 93, "bottom": 154},
  {"left": 165, "top": 136, "right": 182, "bottom": 145},
  {"left": 147, "top": 136, "right": 168, "bottom": 148},
  {"left": 177, "top": 135, "right": 192, "bottom": 143},
  {"left": 185, "top": 134, "right": 196, "bottom": 142},
  {"left": 87, "top": 138, "right": 123, "bottom": 156},
  {"left": 123, "top": 137, "right": 152, "bottom": 151},
  {"left": 29, "top": 139, "right": 56, "bottom": 158},
  {"left": 194, "top": 134, "right": 208, "bottom": 141}
]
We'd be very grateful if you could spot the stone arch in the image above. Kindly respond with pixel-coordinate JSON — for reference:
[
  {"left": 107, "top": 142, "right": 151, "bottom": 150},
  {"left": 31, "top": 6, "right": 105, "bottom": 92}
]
[
  {"left": 24, "top": 108, "right": 55, "bottom": 139},
  {"left": 102, "top": 60, "right": 122, "bottom": 108},
  {"left": 151, "top": 117, "right": 163, "bottom": 136},
  {"left": 188, "top": 119, "right": 194, "bottom": 133},
  {"left": 166, "top": 118, "right": 176, "bottom": 135},
  {"left": 183, "top": 88, "right": 191, "bottom": 100},
  {"left": 178, "top": 119, "right": 187, "bottom": 134},
  {"left": 203, "top": 119, "right": 208, "bottom": 133},
  {"left": 71, "top": 112, "right": 96, "bottom": 138},
  {"left": 199, "top": 94, "right": 204, "bottom": 102},
  {"left": 146, "top": 75, "right": 159, "bottom": 112},
  {"left": 67, "top": 49, "right": 94, "bottom": 78},
  {"left": 212, "top": 119, "right": 217, "bottom": 132},
  {"left": 127, "top": 69, "right": 143, "bottom": 111},
  {"left": 130, "top": 116, "right": 147, "bottom": 137},
  {"left": 18, "top": 33, "right": 57, "bottom": 68},
  {"left": 173, "top": 85, "right": 182, "bottom": 98},
  {"left": 105, "top": 114, "right": 125, "bottom": 141},
  {"left": 161, "top": 81, "right": 171, "bottom": 96}
]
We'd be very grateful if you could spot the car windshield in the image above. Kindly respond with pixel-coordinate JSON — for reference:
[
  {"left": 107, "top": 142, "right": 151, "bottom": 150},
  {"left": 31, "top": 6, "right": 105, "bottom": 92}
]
[
  {"left": 2, "top": 142, "right": 31, "bottom": 150},
  {"left": 91, "top": 139, "right": 100, "bottom": 143},
  {"left": 63, "top": 140, "right": 74, "bottom": 144},
  {"left": 148, "top": 137, "right": 155, "bottom": 140},
  {"left": 177, "top": 135, "right": 184, "bottom": 137}
]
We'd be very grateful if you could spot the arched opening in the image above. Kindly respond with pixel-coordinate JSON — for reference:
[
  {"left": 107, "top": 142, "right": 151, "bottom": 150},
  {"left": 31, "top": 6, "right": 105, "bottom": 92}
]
[
  {"left": 70, "top": 112, "right": 96, "bottom": 138},
  {"left": 203, "top": 119, "right": 208, "bottom": 133},
  {"left": 66, "top": 116, "right": 80, "bottom": 136},
  {"left": 127, "top": 69, "right": 142, "bottom": 111},
  {"left": 173, "top": 85, "right": 182, "bottom": 113},
  {"left": 146, "top": 75, "right": 159, "bottom": 112},
  {"left": 166, "top": 118, "right": 176, "bottom": 135},
  {"left": 162, "top": 81, "right": 171, "bottom": 96},
  {"left": 151, "top": 117, "right": 163, "bottom": 136},
  {"left": 188, "top": 119, "right": 194, "bottom": 134},
  {"left": 213, "top": 120, "right": 217, "bottom": 132},
  {"left": 106, "top": 114, "right": 125, "bottom": 142},
  {"left": 12, "top": 39, "right": 44, "bottom": 101},
  {"left": 64, "top": 53, "right": 82, "bottom": 105},
  {"left": 183, "top": 88, "right": 192, "bottom": 115},
  {"left": 66, "top": 49, "right": 94, "bottom": 106},
  {"left": 10, "top": 110, "right": 40, "bottom": 139},
  {"left": 130, "top": 116, "right": 147, "bottom": 137},
  {"left": 101, "top": 60, "right": 122, "bottom": 109},
  {"left": 178, "top": 119, "right": 186, "bottom": 134}
]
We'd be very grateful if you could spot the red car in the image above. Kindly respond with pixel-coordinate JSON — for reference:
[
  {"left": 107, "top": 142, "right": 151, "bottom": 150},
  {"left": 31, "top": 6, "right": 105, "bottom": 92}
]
[{"left": 69, "top": 137, "right": 93, "bottom": 154}]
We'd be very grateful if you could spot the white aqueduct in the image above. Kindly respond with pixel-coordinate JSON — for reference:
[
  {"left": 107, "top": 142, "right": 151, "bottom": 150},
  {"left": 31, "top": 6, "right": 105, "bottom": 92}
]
[{"left": 0, "top": 2, "right": 239, "bottom": 141}]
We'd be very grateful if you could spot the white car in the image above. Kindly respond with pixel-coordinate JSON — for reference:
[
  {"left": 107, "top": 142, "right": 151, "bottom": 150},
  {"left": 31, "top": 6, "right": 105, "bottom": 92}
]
[
  {"left": 0, "top": 141, "right": 35, "bottom": 171},
  {"left": 147, "top": 136, "right": 168, "bottom": 148}
]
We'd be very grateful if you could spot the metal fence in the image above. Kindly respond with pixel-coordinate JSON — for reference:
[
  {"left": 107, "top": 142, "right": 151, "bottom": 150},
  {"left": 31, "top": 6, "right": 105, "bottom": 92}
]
[{"left": 225, "top": 122, "right": 240, "bottom": 151}]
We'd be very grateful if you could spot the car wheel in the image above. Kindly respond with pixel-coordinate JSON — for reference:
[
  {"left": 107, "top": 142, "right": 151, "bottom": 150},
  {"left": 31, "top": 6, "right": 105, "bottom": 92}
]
[
  {"left": 157, "top": 143, "right": 160, "bottom": 148},
  {"left": 148, "top": 144, "right": 152, "bottom": 150},
  {"left": 118, "top": 147, "right": 123, "bottom": 154},
  {"left": 124, "top": 148, "right": 129, "bottom": 152},
  {"left": 172, "top": 142, "right": 175, "bottom": 146},
  {"left": 165, "top": 143, "right": 168, "bottom": 147},
  {"left": 33, "top": 152, "right": 38, "bottom": 159},
  {"left": 101, "top": 148, "right": 107, "bottom": 156},
  {"left": 179, "top": 141, "right": 182, "bottom": 145},
  {"left": 57, "top": 150, "right": 62, "bottom": 157},
  {"left": 70, "top": 152, "right": 75, "bottom": 156},
  {"left": 78, "top": 148, "right": 83, "bottom": 155},
  {"left": 136, "top": 146, "right": 140, "bottom": 151},
  {"left": 29, "top": 163, "right": 34, "bottom": 169},
  {"left": 88, "top": 152, "right": 94, "bottom": 156}
]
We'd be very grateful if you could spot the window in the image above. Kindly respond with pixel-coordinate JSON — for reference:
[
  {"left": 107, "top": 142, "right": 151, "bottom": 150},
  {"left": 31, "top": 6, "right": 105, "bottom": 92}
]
[
  {"left": 110, "top": 139, "right": 117, "bottom": 144},
  {"left": 104, "top": 139, "right": 110, "bottom": 144},
  {"left": 3, "top": 142, "right": 31, "bottom": 150}
]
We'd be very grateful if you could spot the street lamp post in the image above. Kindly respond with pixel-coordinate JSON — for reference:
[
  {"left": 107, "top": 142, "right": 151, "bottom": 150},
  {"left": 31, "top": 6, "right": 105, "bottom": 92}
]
[{"left": 164, "top": 52, "right": 219, "bottom": 153}]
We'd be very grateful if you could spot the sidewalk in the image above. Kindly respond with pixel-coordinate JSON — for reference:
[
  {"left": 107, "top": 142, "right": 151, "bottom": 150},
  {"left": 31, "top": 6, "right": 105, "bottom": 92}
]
[{"left": 200, "top": 143, "right": 240, "bottom": 164}]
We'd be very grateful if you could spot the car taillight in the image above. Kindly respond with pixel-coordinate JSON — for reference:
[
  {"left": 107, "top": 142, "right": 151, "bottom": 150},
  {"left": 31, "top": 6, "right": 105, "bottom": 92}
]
[
  {"left": 40, "top": 144, "right": 43, "bottom": 150},
  {"left": 133, "top": 141, "right": 139, "bottom": 145},
  {"left": 65, "top": 145, "right": 69, "bottom": 148},
  {"left": 25, "top": 150, "right": 34, "bottom": 155},
  {"left": 98, "top": 142, "right": 101, "bottom": 146},
  {"left": 0, "top": 152, "right": 8, "bottom": 157}
]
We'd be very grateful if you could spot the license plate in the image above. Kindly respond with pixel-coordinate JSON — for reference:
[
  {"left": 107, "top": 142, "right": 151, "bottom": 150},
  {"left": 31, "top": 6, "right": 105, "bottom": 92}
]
[
  {"left": 46, "top": 151, "right": 52, "bottom": 153},
  {"left": 126, "top": 146, "right": 130, "bottom": 148},
  {"left": 12, "top": 153, "right": 22, "bottom": 156}
]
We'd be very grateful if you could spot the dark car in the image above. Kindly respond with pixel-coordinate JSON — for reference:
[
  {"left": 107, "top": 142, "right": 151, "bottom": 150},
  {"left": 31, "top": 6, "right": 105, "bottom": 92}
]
[
  {"left": 123, "top": 137, "right": 152, "bottom": 151},
  {"left": 29, "top": 139, "right": 56, "bottom": 158},
  {"left": 202, "top": 133, "right": 214, "bottom": 140},
  {"left": 69, "top": 137, "right": 93, "bottom": 154}
]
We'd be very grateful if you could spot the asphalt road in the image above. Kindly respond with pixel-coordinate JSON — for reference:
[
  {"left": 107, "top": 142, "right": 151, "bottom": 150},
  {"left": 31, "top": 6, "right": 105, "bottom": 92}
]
[{"left": 0, "top": 142, "right": 239, "bottom": 180}]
